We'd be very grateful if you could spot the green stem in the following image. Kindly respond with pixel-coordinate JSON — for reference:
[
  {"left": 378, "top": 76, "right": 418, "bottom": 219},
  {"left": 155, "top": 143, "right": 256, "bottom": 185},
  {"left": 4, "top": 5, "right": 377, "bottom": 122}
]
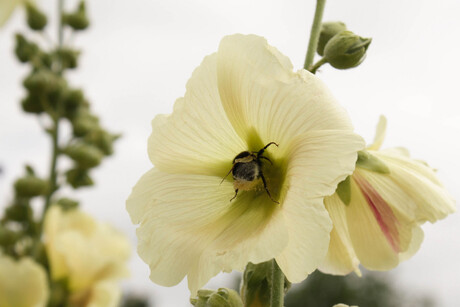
[
  {"left": 304, "top": 0, "right": 327, "bottom": 70},
  {"left": 270, "top": 259, "right": 284, "bottom": 307},
  {"left": 309, "top": 57, "right": 328, "bottom": 74}
]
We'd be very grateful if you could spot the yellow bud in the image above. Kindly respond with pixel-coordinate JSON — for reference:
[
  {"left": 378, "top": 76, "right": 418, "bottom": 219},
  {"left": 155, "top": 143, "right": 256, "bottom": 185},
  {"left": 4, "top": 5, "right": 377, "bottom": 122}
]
[
  {"left": 324, "top": 31, "right": 372, "bottom": 69},
  {"left": 317, "top": 21, "right": 347, "bottom": 56}
]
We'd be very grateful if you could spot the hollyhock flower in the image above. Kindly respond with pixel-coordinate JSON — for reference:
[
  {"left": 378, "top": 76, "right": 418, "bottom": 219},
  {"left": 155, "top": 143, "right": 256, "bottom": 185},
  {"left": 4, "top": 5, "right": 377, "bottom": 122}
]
[
  {"left": 0, "top": 255, "right": 49, "bottom": 307},
  {"left": 320, "top": 116, "right": 456, "bottom": 275},
  {"left": 44, "top": 206, "right": 130, "bottom": 306},
  {"left": 127, "top": 34, "right": 364, "bottom": 293}
]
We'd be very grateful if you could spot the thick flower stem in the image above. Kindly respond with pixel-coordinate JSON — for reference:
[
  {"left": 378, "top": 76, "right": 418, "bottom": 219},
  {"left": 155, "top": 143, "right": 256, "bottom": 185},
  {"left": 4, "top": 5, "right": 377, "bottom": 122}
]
[
  {"left": 304, "top": 0, "right": 327, "bottom": 70},
  {"left": 270, "top": 260, "right": 284, "bottom": 307}
]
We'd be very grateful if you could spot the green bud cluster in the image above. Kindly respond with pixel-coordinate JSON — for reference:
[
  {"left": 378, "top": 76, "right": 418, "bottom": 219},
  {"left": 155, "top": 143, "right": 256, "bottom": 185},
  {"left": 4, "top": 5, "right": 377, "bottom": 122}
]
[
  {"left": 315, "top": 21, "right": 372, "bottom": 70},
  {"left": 191, "top": 288, "right": 243, "bottom": 307}
]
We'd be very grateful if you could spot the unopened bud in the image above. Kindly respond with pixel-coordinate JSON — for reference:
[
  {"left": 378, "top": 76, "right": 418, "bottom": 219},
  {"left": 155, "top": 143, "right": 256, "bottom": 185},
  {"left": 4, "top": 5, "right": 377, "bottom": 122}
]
[
  {"left": 62, "top": 1, "right": 89, "bottom": 30},
  {"left": 317, "top": 21, "right": 347, "bottom": 56},
  {"left": 14, "top": 176, "right": 49, "bottom": 198},
  {"left": 64, "top": 143, "right": 104, "bottom": 168},
  {"left": 71, "top": 112, "right": 100, "bottom": 137},
  {"left": 191, "top": 288, "right": 243, "bottom": 307},
  {"left": 5, "top": 198, "right": 33, "bottom": 222},
  {"left": 21, "top": 95, "right": 44, "bottom": 114},
  {"left": 63, "top": 89, "right": 87, "bottom": 119},
  {"left": 323, "top": 31, "right": 372, "bottom": 69},
  {"left": 15, "top": 34, "right": 39, "bottom": 63},
  {"left": 55, "top": 48, "right": 80, "bottom": 69},
  {"left": 25, "top": 2, "right": 48, "bottom": 31},
  {"left": 85, "top": 129, "right": 120, "bottom": 156},
  {"left": 66, "top": 168, "right": 94, "bottom": 188},
  {"left": 23, "top": 69, "right": 65, "bottom": 95}
]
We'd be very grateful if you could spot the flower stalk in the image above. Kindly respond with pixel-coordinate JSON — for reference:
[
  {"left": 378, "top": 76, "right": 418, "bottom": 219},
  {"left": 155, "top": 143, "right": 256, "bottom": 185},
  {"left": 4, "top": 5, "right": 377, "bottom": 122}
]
[
  {"left": 270, "top": 260, "right": 284, "bottom": 307},
  {"left": 304, "top": 0, "right": 327, "bottom": 70}
]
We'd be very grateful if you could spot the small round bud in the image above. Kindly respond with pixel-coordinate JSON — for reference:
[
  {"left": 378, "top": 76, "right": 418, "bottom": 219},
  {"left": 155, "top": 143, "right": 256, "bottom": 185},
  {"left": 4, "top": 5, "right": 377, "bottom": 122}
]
[
  {"left": 66, "top": 168, "right": 94, "bottom": 188},
  {"left": 62, "top": 89, "right": 87, "bottom": 119},
  {"left": 85, "top": 129, "right": 120, "bottom": 156},
  {"left": 62, "top": 1, "right": 89, "bottom": 30},
  {"left": 191, "top": 288, "right": 243, "bottom": 307},
  {"left": 5, "top": 200, "right": 33, "bottom": 223},
  {"left": 15, "top": 34, "right": 39, "bottom": 63},
  {"left": 23, "top": 69, "right": 66, "bottom": 95},
  {"left": 64, "top": 143, "right": 104, "bottom": 168},
  {"left": 323, "top": 31, "right": 372, "bottom": 69},
  {"left": 14, "top": 176, "right": 49, "bottom": 198},
  {"left": 317, "top": 21, "right": 347, "bottom": 56},
  {"left": 25, "top": 2, "right": 48, "bottom": 31}
]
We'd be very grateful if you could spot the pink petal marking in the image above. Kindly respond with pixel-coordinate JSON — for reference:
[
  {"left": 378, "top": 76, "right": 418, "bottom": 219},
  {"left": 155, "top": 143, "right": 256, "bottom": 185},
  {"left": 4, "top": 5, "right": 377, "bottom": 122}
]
[{"left": 354, "top": 174, "right": 400, "bottom": 253}]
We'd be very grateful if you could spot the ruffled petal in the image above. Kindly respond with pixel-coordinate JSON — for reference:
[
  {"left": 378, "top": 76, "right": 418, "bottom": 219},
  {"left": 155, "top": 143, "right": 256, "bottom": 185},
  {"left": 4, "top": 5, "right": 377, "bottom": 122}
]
[
  {"left": 285, "top": 131, "right": 364, "bottom": 199},
  {"left": 367, "top": 115, "right": 387, "bottom": 150},
  {"left": 0, "top": 0, "right": 22, "bottom": 27},
  {"left": 217, "top": 34, "right": 355, "bottom": 149},
  {"left": 0, "top": 256, "right": 49, "bottom": 307},
  {"left": 148, "top": 53, "right": 245, "bottom": 177},
  {"left": 371, "top": 151, "right": 456, "bottom": 223},
  {"left": 346, "top": 173, "right": 415, "bottom": 270},
  {"left": 319, "top": 194, "right": 359, "bottom": 275},
  {"left": 126, "top": 168, "right": 288, "bottom": 293},
  {"left": 275, "top": 188, "right": 332, "bottom": 283}
]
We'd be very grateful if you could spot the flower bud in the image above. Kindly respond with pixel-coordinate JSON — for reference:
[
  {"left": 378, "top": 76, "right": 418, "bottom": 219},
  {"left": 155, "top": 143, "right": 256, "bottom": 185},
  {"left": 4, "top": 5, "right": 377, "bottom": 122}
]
[
  {"left": 62, "top": 88, "right": 87, "bottom": 119},
  {"left": 190, "top": 288, "right": 243, "bottom": 307},
  {"left": 64, "top": 143, "right": 104, "bottom": 168},
  {"left": 55, "top": 48, "right": 80, "bottom": 70},
  {"left": 23, "top": 69, "right": 66, "bottom": 95},
  {"left": 25, "top": 2, "right": 48, "bottom": 31},
  {"left": 317, "top": 21, "right": 347, "bottom": 56},
  {"left": 71, "top": 112, "right": 100, "bottom": 137},
  {"left": 21, "top": 94, "right": 45, "bottom": 114},
  {"left": 62, "top": 1, "right": 89, "bottom": 30},
  {"left": 323, "top": 31, "right": 372, "bottom": 69},
  {"left": 15, "top": 34, "right": 39, "bottom": 63},
  {"left": 14, "top": 175, "right": 49, "bottom": 198},
  {"left": 5, "top": 199, "right": 33, "bottom": 223},
  {"left": 66, "top": 168, "right": 94, "bottom": 188},
  {"left": 85, "top": 129, "right": 120, "bottom": 156}
]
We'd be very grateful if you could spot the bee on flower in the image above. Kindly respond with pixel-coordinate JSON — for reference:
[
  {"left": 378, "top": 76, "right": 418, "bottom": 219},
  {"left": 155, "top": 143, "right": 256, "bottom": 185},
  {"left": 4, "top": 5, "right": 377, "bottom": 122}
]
[
  {"left": 127, "top": 34, "right": 365, "bottom": 293},
  {"left": 319, "top": 116, "right": 456, "bottom": 275}
]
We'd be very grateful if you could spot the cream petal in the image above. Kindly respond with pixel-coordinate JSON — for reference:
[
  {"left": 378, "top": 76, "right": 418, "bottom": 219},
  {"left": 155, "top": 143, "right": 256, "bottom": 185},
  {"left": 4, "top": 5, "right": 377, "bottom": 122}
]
[
  {"left": 86, "top": 281, "right": 122, "bottom": 307},
  {"left": 367, "top": 151, "right": 455, "bottom": 223},
  {"left": 217, "top": 34, "right": 355, "bottom": 149},
  {"left": 399, "top": 225, "right": 424, "bottom": 262},
  {"left": 0, "top": 0, "right": 22, "bottom": 27},
  {"left": 0, "top": 256, "right": 49, "bottom": 307},
  {"left": 319, "top": 194, "right": 359, "bottom": 275},
  {"left": 126, "top": 169, "right": 288, "bottom": 293},
  {"left": 275, "top": 189, "right": 332, "bottom": 283},
  {"left": 148, "top": 53, "right": 245, "bottom": 177},
  {"left": 285, "top": 131, "right": 364, "bottom": 199},
  {"left": 347, "top": 173, "right": 415, "bottom": 270},
  {"left": 367, "top": 115, "right": 387, "bottom": 150}
]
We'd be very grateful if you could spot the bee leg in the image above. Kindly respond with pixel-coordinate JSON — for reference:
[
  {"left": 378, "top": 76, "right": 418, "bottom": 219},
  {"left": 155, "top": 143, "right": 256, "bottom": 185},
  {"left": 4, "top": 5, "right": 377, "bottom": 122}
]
[
  {"left": 220, "top": 166, "right": 234, "bottom": 185},
  {"left": 259, "top": 156, "right": 273, "bottom": 165},
  {"left": 257, "top": 142, "right": 279, "bottom": 156},
  {"left": 230, "top": 189, "right": 239, "bottom": 202},
  {"left": 260, "top": 173, "right": 279, "bottom": 204}
]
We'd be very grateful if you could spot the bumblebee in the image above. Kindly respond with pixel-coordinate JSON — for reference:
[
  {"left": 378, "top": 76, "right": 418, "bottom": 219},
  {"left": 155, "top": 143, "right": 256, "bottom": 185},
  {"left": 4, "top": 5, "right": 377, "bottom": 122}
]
[{"left": 222, "top": 142, "right": 279, "bottom": 203}]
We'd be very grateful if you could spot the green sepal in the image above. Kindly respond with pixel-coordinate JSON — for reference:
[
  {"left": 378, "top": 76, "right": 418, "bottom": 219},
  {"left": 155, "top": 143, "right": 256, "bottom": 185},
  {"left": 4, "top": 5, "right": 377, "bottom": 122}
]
[
  {"left": 25, "top": 2, "right": 48, "bottom": 31},
  {"left": 356, "top": 150, "right": 390, "bottom": 174},
  {"left": 336, "top": 176, "right": 351, "bottom": 205},
  {"left": 191, "top": 288, "right": 243, "bottom": 307},
  {"left": 62, "top": 1, "right": 90, "bottom": 30}
]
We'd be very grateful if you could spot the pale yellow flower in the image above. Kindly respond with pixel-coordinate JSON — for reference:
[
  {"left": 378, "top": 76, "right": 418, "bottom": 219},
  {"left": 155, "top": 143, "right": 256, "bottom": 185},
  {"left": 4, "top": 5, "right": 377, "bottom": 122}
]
[
  {"left": 320, "top": 116, "right": 456, "bottom": 275},
  {"left": 0, "top": 255, "right": 49, "bottom": 307},
  {"left": 127, "top": 34, "right": 365, "bottom": 293},
  {"left": 44, "top": 206, "right": 130, "bottom": 306},
  {"left": 0, "top": 0, "right": 27, "bottom": 27}
]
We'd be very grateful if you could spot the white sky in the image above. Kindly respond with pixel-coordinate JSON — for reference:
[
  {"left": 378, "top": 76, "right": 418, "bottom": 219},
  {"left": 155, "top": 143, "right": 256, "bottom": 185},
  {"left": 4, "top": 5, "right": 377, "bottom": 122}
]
[{"left": 1, "top": 0, "right": 459, "bottom": 306}]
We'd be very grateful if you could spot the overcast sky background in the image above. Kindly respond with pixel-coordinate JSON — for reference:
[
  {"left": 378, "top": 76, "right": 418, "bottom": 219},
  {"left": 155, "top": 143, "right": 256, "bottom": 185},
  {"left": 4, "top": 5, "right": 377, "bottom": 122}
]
[{"left": 1, "top": 0, "right": 459, "bottom": 306}]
